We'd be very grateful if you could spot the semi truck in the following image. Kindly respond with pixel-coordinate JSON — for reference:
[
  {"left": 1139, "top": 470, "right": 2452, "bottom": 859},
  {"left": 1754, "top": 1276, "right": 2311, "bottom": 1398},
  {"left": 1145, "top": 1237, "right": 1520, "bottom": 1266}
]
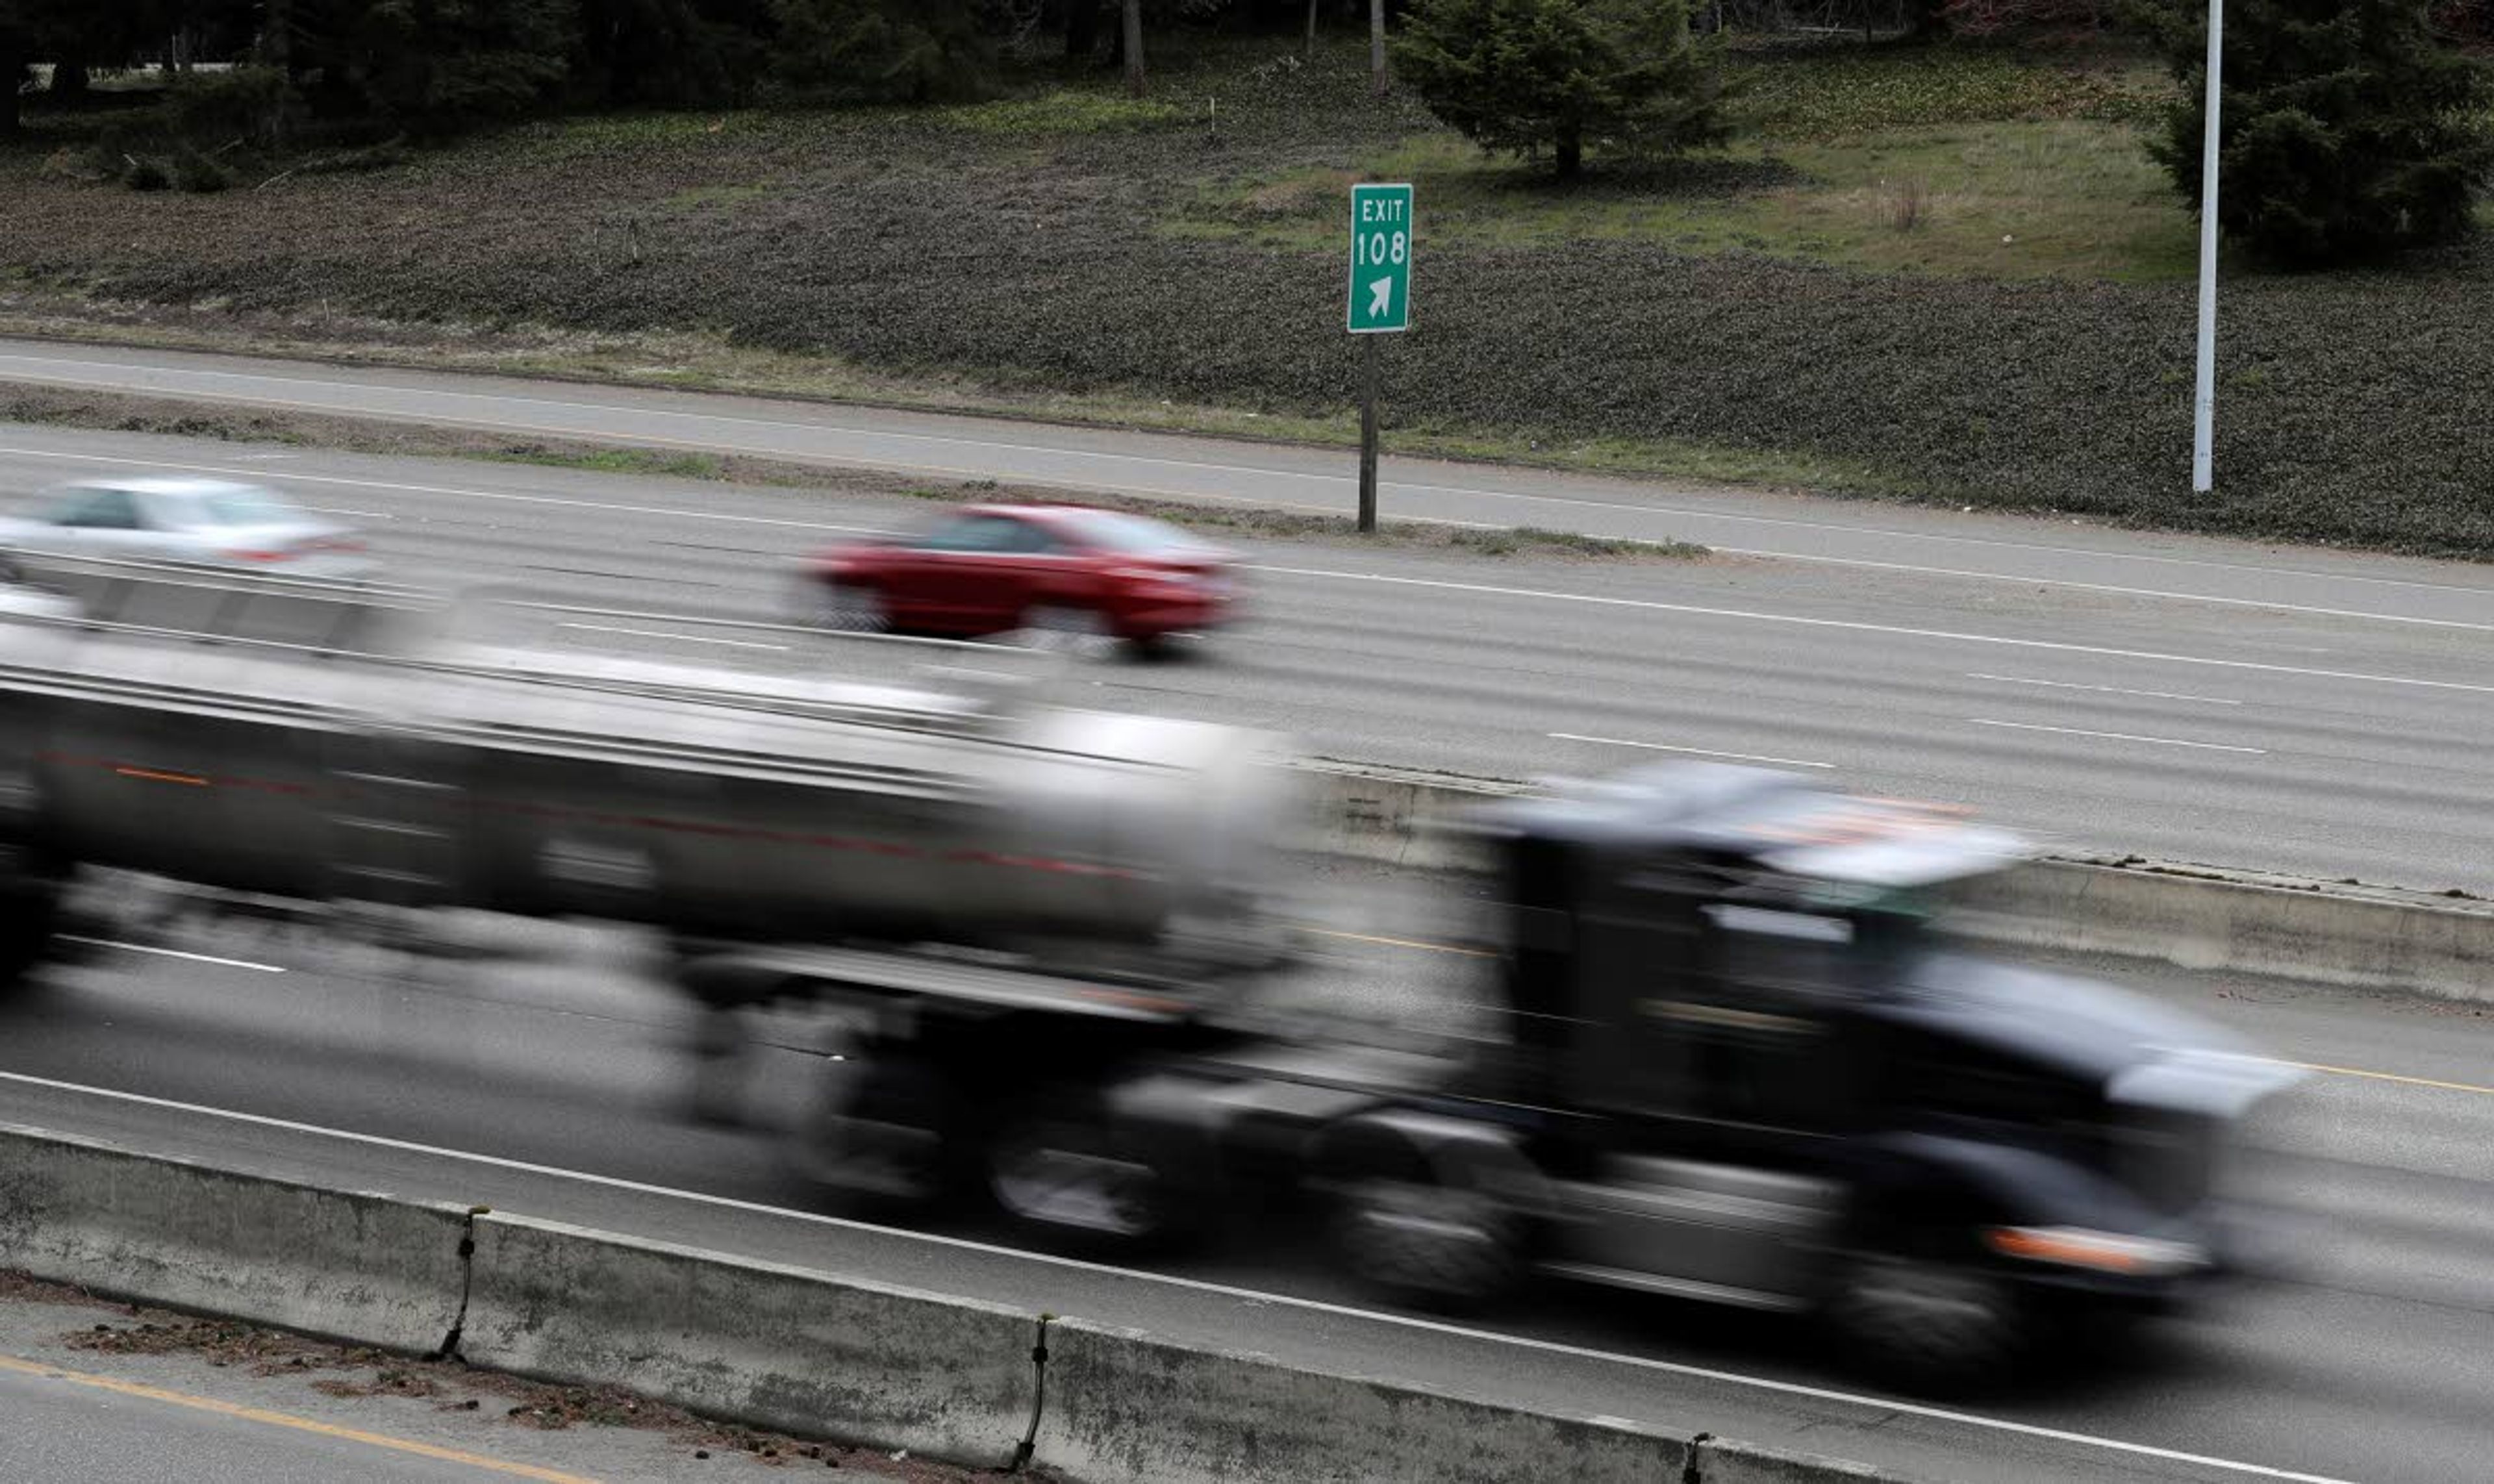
[{"left": 0, "top": 556, "right": 2298, "bottom": 1390}]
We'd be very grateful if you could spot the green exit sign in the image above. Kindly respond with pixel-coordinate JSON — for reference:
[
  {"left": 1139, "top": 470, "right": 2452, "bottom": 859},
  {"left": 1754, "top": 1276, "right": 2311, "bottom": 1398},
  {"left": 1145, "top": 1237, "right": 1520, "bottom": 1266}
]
[{"left": 1346, "top": 182, "right": 1413, "bottom": 334}]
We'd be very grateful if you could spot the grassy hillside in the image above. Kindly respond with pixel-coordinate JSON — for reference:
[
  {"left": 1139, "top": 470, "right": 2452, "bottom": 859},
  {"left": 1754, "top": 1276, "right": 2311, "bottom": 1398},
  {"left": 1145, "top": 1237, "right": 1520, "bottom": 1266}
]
[{"left": 6, "top": 36, "right": 2494, "bottom": 555}]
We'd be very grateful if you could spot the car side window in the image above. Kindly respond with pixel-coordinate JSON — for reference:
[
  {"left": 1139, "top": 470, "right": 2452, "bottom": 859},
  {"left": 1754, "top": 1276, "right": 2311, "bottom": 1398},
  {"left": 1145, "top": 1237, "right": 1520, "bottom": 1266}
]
[
  {"left": 916, "top": 515, "right": 1048, "bottom": 555},
  {"left": 1000, "top": 520, "right": 1058, "bottom": 555},
  {"left": 45, "top": 488, "right": 144, "bottom": 531}
]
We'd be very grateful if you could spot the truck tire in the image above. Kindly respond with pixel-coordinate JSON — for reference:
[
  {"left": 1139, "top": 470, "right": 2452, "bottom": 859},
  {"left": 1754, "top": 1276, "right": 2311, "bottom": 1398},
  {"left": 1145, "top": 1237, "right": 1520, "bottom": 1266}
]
[
  {"left": 985, "top": 1089, "right": 1189, "bottom": 1251},
  {"left": 789, "top": 1051, "right": 970, "bottom": 1214},
  {"left": 0, "top": 849, "right": 65, "bottom": 997},
  {"left": 1824, "top": 1251, "right": 2029, "bottom": 1396},
  {"left": 1336, "top": 1174, "right": 1522, "bottom": 1314}
]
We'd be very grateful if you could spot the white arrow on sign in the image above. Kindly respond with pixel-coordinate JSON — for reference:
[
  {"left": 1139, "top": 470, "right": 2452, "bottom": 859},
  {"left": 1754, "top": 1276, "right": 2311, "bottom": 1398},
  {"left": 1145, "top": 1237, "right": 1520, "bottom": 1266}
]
[{"left": 1368, "top": 277, "right": 1395, "bottom": 320}]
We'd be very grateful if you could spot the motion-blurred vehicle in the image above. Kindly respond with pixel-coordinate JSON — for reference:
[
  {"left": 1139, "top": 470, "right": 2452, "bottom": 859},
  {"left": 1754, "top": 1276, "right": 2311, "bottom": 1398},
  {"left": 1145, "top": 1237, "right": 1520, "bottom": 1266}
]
[
  {"left": 0, "top": 553, "right": 1293, "bottom": 1000},
  {"left": 798, "top": 503, "right": 1237, "bottom": 652},
  {"left": 0, "top": 556, "right": 2297, "bottom": 1393},
  {"left": 0, "top": 477, "right": 374, "bottom": 581},
  {"left": 792, "top": 764, "right": 2300, "bottom": 1393}
]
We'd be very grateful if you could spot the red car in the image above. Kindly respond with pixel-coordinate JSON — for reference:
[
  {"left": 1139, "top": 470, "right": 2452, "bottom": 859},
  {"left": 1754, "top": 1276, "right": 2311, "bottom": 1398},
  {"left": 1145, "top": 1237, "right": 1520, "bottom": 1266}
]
[{"left": 799, "top": 504, "right": 1240, "bottom": 651}]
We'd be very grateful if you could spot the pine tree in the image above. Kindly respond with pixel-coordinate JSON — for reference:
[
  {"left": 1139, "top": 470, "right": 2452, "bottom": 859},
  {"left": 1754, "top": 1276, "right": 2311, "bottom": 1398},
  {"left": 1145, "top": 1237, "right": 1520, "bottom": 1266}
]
[
  {"left": 2140, "top": 0, "right": 2494, "bottom": 264},
  {"left": 1392, "top": 0, "right": 1730, "bottom": 179},
  {"left": 770, "top": 0, "right": 990, "bottom": 104}
]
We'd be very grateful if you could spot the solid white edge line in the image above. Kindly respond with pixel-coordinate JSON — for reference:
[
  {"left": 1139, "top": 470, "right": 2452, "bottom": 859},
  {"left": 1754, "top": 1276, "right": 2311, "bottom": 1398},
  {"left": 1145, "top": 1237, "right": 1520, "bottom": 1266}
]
[
  {"left": 1548, "top": 733, "right": 1835, "bottom": 770},
  {"left": 1968, "top": 673, "right": 2244, "bottom": 707},
  {"left": 57, "top": 937, "right": 285, "bottom": 974},
  {"left": 557, "top": 622, "right": 788, "bottom": 651},
  {"left": 1967, "top": 719, "right": 2268, "bottom": 755},
  {"left": 1239, "top": 563, "right": 2494, "bottom": 699},
  {"left": 0, "top": 1067, "right": 2356, "bottom": 1484}
]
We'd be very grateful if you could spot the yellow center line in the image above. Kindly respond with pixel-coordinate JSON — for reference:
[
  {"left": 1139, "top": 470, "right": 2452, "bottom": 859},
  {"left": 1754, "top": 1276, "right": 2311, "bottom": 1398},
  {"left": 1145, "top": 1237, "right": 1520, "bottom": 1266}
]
[
  {"left": 1307, "top": 927, "right": 1496, "bottom": 958},
  {"left": 2287, "top": 1061, "right": 2494, "bottom": 1099},
  {"left": 0, "top": 1353, "right": 600, "bottom": 1483}
]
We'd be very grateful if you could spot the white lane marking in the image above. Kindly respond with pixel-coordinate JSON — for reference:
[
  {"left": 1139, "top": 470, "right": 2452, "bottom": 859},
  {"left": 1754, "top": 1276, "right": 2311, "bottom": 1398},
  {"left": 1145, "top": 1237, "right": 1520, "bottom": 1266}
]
[
  {"left": 1705, "top": 546, "right": 2494, "bottom": 635},
  {"left": 0, "top": 446, "right": 890, "bottom": 535},
  {"left": 295, "top": 505, "right": 396, "bottom": 520},
  {"left": 0, "top": 1068, "right": 2359, "bottom": 1484},
  {"left": 1969, "top": 673, "right": 2243, "bottom": 706},
  {"left": 1240, "top": 563, "right": 2494, "bottom": 699},
  {"left": 18, "top": 390, "right": 2482, "bottom": 638},
  {"left": 59, "top": 937, "right": 284, "bottom": 974},
  {"left": 9, "top": 347, "right": 2493, "bottom": 610},
  {"left": 1967, "top": 718, "right": 2268, "bottom": 755},
  {"left": 557, "top": 622, "right": 788, "bottom": 651},
  {"left": 1548, "top": 733, "right": 1835, "bottom": 770}
]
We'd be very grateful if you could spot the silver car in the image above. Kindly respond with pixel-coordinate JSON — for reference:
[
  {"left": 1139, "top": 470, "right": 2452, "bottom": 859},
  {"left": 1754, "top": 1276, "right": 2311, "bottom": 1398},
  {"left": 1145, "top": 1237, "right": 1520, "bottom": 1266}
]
[{"left": 0, "top": 477, "right": 377, "bottom": 579}]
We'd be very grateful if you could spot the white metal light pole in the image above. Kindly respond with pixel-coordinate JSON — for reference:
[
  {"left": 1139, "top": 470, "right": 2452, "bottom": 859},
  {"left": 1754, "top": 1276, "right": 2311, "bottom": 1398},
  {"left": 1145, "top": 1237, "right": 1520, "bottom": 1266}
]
[{"left": 2192, "top": 0, "right": 2223, "bottom": 494}]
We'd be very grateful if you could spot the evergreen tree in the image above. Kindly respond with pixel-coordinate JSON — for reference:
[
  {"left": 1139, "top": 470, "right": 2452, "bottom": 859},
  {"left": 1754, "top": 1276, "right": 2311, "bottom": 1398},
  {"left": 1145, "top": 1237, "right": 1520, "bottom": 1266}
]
[
  {"left": 1392, "top": 0, "right": 1729, "bottom": 179},
  {"left": 2140, "top": 0, "right": 2494, "bottom": 264},
  {"left": 770, "top": 0, "right": 989, "bottom": 103}
]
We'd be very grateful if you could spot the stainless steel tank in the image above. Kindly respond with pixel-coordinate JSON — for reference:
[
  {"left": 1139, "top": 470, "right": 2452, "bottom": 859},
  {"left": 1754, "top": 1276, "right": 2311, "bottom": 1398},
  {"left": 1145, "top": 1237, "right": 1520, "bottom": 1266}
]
[{"left": 0, "top": 558, "right": 1299, "bottom": 957}]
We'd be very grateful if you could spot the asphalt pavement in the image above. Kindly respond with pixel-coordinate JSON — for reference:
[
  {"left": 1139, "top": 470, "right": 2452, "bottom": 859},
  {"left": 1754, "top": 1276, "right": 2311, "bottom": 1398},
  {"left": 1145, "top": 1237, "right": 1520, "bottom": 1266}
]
[
  {"left": 0, "top": 864, "right": 2488, "bottom": 1484},
  {"left": 0, "top": 385, "right": 2488, "bottom": 888}
]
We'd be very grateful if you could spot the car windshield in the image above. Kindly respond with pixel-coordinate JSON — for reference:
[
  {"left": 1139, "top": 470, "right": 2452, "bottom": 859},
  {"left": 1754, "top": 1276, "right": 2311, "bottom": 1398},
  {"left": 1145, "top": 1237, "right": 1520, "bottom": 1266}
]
[
  {"left": 192, "top": 487, "right": 301, "bottom": 527},
  {"left": 1063, "top": 510, "right": 1216, "bottom": 557}
]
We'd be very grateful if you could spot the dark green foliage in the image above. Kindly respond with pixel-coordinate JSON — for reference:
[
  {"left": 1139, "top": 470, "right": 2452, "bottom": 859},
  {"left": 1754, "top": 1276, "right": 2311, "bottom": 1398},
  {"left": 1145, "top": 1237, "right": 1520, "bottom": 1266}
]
[
  {"left": 770, "top": 0, "right": 992, "bottom": 103},
  {"left": 1392, "top": 0, "right": 1731, "bottom": 177},
  {"left": 170, "top": 145, "right": 231, "bottom": 190},
  {"left": 163, "top": 64, "right": 294, "bottom": 148},
  {"left": 2138, "top": 0, "right": 2494, "bottom": 264},
  {"left": 330, "top": 0, "right": 579, "bottom": 136},
  {"left": 572, "top": 0, "right": 770, "bottom": 106}
]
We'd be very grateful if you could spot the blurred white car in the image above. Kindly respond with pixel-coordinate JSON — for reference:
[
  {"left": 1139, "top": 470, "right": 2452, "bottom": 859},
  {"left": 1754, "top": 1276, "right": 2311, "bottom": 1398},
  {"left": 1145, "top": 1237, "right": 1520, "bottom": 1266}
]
[{"left": 0, "top": 477, "right": 376, "bottom": 579}]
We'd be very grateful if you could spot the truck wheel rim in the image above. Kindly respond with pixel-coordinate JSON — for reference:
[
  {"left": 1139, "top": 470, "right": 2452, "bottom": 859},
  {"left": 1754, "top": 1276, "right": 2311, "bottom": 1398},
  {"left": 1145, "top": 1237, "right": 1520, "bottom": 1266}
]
[{"left": 990, "top": 1128, "right": 1159, "bottom": 1237}]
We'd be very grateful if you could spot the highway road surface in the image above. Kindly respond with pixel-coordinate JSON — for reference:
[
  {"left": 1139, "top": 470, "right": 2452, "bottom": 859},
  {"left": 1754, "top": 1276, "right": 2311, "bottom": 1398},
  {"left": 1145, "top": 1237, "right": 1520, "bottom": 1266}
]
[
  {"left": 0, "top": 386, "right": 2488, "bottom": 889},
  {"left": 0, "top": 864, "right": 2488, "bottom": 1484}
]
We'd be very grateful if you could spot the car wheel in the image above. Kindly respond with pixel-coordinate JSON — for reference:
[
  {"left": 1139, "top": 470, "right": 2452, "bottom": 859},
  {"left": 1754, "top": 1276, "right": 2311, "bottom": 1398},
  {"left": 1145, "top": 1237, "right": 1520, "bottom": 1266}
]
[
  {"left": 1020, "top": 603, "right": 1115, "bottom": 659},
  {"left": 800, "top": 575, "right": 887, "bottom": 633}
]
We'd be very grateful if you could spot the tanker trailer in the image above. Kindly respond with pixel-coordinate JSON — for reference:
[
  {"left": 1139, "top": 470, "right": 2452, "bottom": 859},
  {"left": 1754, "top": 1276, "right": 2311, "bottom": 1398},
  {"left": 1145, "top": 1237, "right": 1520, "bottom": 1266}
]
[{"left": 0, "top": 556, "right": 1303, "bottom": 1012}]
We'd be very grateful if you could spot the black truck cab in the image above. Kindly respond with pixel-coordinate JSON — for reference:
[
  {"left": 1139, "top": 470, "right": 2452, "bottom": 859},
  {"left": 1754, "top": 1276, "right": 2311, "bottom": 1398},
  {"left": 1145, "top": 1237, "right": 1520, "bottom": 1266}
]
[
  {"left": 794, "top": 761, "right": 2296, "bottom": 1392},
  {"left": 1309, "top": 764, "right": 2297, "bottom": 1390}
]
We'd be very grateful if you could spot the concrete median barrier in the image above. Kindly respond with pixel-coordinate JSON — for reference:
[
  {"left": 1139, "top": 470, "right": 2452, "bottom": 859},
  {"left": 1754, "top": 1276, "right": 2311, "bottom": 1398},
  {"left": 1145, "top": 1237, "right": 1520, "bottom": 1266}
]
[
  {"left": 1697, "top": 1435, "right": 1901, "bottom": 1482},
  {"left": 0, "top": 1120, "right": 468, "bottom": 1354},
  {"left": 0, "top": 1118, "right": 1905, "bottom": 1483},
  {"left": 1289, "top": 760, "right": 2494, "bottom": 1001},
  {"left": 460, "top": 1211, "right": 1035, "bottom": 1467},
  {"left": 1040, "top": 1315, "right": 1688, "bottom": 1484}
]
